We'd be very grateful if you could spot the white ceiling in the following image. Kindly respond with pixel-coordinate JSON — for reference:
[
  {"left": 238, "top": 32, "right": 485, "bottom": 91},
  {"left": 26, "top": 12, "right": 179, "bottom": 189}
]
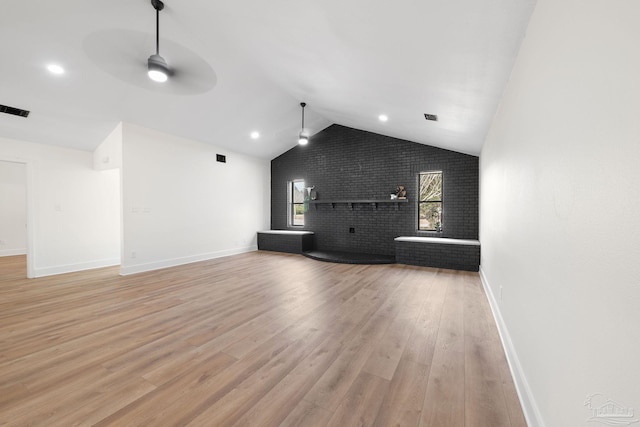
[{"left": 0, "top": 0, "right": 535, "bottom": 160}]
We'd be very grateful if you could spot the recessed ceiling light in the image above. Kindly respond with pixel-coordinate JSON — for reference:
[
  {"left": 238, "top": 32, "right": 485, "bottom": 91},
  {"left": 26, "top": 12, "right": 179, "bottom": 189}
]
[
  {"left": 250, "top": 131, "right": 260, "bottom": 139},
  {"left": 378, "top": 114, "right": 388, "bottom": 122},
  {"left": 46, "top": 64, "right": 65, "bottom": 75}
]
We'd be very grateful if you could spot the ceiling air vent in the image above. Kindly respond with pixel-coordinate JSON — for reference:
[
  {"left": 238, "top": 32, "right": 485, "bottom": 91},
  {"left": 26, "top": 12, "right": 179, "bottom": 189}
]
[
  {"left": 0, "top": 104, "right": 30, "bottom": 118},
  {"left": 424, "top": 113, "right": 438, "bottom": 121}
]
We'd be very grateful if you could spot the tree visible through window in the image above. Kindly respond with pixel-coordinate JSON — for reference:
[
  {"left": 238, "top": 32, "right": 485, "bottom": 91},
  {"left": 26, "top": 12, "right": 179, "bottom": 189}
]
[
  {"left": 419, "top": 171, "right": 442, "bottom": 231},
  {"left": 289, "top": 179, "right": 305, "bottom": 226}
]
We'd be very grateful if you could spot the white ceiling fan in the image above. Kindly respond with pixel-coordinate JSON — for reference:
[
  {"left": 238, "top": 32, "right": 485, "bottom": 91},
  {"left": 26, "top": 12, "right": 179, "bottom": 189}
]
[{"left": 82, "top": 0, "right": 217, "bottom": 95}]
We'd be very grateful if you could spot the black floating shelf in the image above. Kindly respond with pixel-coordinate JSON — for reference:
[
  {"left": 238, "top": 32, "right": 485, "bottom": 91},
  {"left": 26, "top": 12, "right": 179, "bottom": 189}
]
[{"left": 309, "top": 199, "right": 408, "bottom": 210}]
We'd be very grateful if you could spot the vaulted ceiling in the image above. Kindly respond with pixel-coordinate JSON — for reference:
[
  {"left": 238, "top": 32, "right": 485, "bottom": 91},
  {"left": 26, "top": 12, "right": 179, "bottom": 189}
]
[{"left": 1, "top": 0, "right": 535, "bottom": 159}]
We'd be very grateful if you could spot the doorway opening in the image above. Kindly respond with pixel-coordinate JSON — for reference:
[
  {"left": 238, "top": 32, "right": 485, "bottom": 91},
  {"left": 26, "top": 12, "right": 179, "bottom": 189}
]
[{"left": 0, "top": 160, "right": 29, "bottom": 278}]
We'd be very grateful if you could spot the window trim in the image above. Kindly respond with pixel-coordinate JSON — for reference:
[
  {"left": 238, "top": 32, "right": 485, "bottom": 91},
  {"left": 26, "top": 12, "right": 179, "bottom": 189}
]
[
  {"left": 288, "top": 179, "right": 305, "bottom": 227},
  {"left": 418, "top": 171, "right": 443, "bottom": 232}
]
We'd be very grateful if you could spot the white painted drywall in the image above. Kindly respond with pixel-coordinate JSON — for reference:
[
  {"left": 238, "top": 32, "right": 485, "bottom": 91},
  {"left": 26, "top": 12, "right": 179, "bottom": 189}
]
[
  {"left": 120, "top": 123, "right": 270, "bottom": 275},
  {"left": 93, "top": 122, "right": 122, "bottom": 171},
  {"left": 0, "top": 137, "right": 121, "bottom": 277},
  {"left": 0, "top": 161, "right": 27, "bottom": 256},
  {"left": 480, "top": 1, "right": 640, "bottom": 426}
]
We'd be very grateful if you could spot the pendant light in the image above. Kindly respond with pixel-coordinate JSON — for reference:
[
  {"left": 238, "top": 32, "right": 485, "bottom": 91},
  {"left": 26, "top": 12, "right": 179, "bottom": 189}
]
[
  {"left": 148, "top": 0, "right": 169, "bottom": 83},
  {"left": 298, "top": 102, "right": 309, "bottom": 145}
]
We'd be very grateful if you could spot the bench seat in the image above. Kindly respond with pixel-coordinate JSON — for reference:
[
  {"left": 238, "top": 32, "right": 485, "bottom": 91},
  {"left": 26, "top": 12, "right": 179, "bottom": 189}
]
[
  {"left": 257, "top": 230, "right": 315, "bottom": 254},
  {"left": 394, "top": 236, "right": 480, "bottom": 271}
]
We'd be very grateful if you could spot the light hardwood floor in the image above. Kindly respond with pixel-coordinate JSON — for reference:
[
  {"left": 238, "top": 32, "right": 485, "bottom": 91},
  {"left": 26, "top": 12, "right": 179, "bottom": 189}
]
[{"left": 0, "top": 252, "right": 526, "bottom": 426}]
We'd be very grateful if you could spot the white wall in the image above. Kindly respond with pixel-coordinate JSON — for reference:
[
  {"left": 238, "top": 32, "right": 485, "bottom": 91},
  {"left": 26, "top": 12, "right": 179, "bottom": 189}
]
[
  {"left": 0, "top": 137, "right": 121, "bottom": 277},
  {"left": 93, "top": 122, "right": 122, "bottom": 171},
  {"left": 0, "top": 161, "right": 27, "bottom": 256},
  {"left": 120, "top": 123, "right": 270, "bottom": 275},
  {"left": 480, "top": 1, "right": 640, "bottom": 426}
]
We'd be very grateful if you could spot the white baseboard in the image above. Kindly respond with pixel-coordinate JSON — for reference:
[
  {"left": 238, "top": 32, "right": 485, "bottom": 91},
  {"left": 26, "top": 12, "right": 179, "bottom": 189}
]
[
  {"left": 0, "top": 248, "right": 27, "bottom": 257},
  {"left": 479, "top": 267, "right": 545, "bottom": 427},
  {"left": 119, "top": 246, "right": 257, "bottom": 276},
  {"left": 33, "top": 257, "right": 120, "bottom": 278}
]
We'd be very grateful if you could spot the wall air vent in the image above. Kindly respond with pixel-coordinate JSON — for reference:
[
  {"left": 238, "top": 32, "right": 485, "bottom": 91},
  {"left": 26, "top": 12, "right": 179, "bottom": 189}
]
[
  {"left": 216, "top": 154, "right": 226, "bottom": 163},
  {"left": 424, "top": 113, "right": 438, "bottom": 121},
  {"left": 0, "top": 104, "right": 30, "bottom": 118}
]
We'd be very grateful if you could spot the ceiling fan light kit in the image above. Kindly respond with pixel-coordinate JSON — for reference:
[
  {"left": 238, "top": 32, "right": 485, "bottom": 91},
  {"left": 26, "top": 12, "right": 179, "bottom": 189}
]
[
  {"left": 147, "top": 54, "right": 169, "bottom": 82},
  {"left": 298, "top": 102, "right": 308, "bottom": 145},
  {"left": 148, "top": 0, "right": 169, "bottom": 83}
]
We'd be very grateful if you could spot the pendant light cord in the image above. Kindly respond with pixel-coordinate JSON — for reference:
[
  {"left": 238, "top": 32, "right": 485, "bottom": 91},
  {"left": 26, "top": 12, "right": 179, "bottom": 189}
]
[{"left": 301, "top": 102, "right": 306, "bottom": 129}]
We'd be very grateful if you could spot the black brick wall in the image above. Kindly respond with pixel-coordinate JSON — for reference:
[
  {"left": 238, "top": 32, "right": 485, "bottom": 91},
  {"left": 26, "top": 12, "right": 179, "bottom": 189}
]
[
  {"left": 271, "top": 125, "right": 478, "bottom": 256},
  {"left": 395, "top": 241, "right": 480, "bottom": 272}
]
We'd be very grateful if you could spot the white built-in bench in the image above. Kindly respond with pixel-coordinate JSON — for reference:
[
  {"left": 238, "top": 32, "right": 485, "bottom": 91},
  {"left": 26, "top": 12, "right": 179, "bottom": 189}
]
[
  {"left": 394, "top": 236, "right": 480, "bottom": 271},
  {"left": 257, "top": 230, "right": 315, "bottom": 254}
]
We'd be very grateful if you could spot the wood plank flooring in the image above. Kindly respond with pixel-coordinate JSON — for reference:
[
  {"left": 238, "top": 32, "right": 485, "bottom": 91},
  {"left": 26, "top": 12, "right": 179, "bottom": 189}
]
[{"left": 0, "top": 252, "right": 526, "bottom": 426}]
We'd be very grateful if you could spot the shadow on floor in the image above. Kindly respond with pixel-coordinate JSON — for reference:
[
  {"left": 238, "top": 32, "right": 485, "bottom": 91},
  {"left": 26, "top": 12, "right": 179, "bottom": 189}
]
[{"left": 302, "top": 250, "right": 395, "bottom": 265}]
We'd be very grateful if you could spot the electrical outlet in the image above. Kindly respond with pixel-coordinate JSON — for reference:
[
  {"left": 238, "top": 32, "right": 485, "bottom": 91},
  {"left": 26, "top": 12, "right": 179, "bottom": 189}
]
[
  {"left": 131, "top": 251, "right": 137, "bottom": 259},
  {"left": 349, "top": 227, "right": 355, "bottom": 233}
]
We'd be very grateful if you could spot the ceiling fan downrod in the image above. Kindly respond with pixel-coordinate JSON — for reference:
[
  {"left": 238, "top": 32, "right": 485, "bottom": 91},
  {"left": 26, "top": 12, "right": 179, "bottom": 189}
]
[
  {"left": 151, "top": 0, "right": 164, "bottom": 56},
  {"left": 147, "top": 0, "right": 169, "bottom": 83}
]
